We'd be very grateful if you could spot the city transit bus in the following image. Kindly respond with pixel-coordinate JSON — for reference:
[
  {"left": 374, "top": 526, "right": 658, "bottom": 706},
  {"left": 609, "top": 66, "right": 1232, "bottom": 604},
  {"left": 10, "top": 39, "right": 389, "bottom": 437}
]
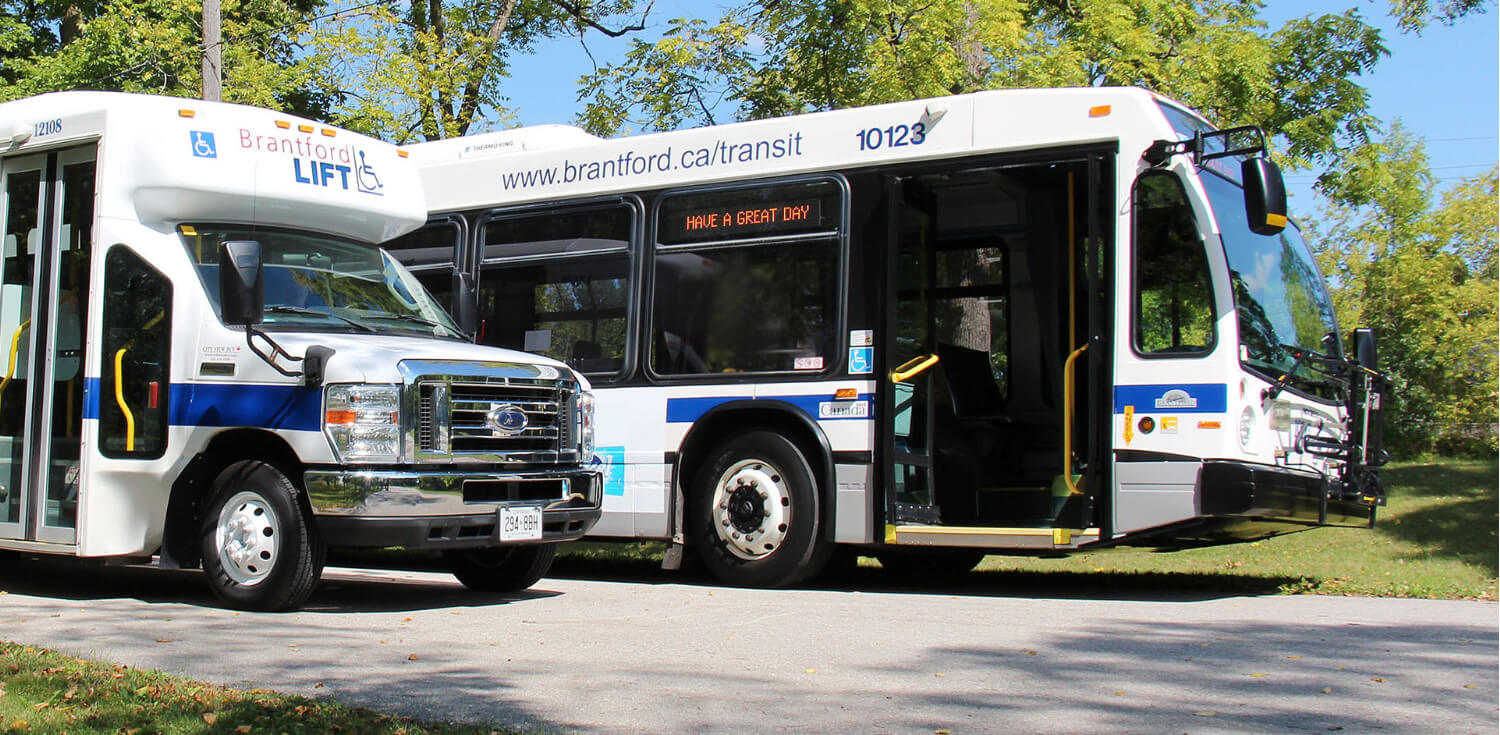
[
  {"left": 396, "top": 87, "right": 1386, "bottom": 587},
  {"left": 0, "top": 92, "right": 600, "bottom": 609}
]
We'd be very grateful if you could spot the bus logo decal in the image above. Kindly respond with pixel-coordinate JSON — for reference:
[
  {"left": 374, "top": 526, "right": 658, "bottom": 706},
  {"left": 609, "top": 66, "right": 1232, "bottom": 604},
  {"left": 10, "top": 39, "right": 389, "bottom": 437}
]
[
  {"left": 191, "top": 131, "right": 217, "bottom": 158},
  {"left": 486, "top": 403, "right": 529, "bottom": 436},
  {"left": 1154, "top": 389, "right": 1197, "bottom": 409}
]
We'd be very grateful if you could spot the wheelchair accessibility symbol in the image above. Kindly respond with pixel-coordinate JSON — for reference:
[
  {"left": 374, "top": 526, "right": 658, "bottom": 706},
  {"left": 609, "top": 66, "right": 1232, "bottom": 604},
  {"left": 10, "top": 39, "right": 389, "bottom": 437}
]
[{"left": 190, "top": 131, "right": 217, "bottom": 158}]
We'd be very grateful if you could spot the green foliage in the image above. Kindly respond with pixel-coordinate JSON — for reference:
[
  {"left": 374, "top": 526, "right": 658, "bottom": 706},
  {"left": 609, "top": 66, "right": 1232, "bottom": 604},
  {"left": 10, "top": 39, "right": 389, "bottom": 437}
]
[
  {"left": 0, "top": 0, "right": 324, "bottom": 113},
  {"left": 576, "top": 0, "right": 1389, "bottom": 173},
  {"left": 1314, "top": 124, "right": 1498, "bottom": 457},
  {"left": 306, "top": 0, "right": 643, "bottom": 142}
]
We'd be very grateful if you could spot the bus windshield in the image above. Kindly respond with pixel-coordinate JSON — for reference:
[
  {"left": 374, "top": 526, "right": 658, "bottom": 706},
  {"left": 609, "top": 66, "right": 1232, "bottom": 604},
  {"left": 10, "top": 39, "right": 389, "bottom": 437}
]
[
  {"left": 1198, "top": 171, "right": 1341, "bottom": 392},
  {"left": 182, "top": 226, "right": 465, "bottom": 339}
]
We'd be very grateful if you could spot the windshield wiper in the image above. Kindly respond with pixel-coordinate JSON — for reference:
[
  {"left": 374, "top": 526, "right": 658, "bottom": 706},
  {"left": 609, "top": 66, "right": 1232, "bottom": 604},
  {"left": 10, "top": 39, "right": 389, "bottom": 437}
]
[
  {"left": 264, "top": 305, "right": 376, "bottom": 333},
  {"left": 359, "top": 312, "right": 463, "bottom": 337}
]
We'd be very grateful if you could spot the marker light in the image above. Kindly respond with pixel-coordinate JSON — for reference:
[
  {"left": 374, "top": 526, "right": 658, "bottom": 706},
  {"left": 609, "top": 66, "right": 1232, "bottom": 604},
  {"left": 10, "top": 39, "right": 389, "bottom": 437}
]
[
  {"left": 398, "top": 150, "right": 410, "bottom": 158},
  {"left": 834, "top": 388, "right": 858, "bottom": 399},
  {"left": 298, "top": 124, "right": 314, "bottom": 133},
  {"left": 1089, "top": 105, "right": 1112, "bottom": 118},
  {"left": 325, "top": 384, "right": 401, "bottom": 462},
  {"left": 576, "top": 392, "right": 596, "bottom": 457},
  {"left": 275, "top": 120, "right": 291, "bottom": 129},
  {"left": 320, "top": 128, "right": 336, "bottom": 137},
  {"left": 178, "top": 109, "right": 196, "bottom": 118}
]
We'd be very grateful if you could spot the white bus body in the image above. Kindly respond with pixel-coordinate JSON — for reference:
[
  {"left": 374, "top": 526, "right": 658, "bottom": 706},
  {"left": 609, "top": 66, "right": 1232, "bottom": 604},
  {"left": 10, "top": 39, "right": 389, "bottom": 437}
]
[
  {"left": 401, "top": 87, "right": 1385, "bottom": 586},
  {"left": 0, "top": 92, "right": 601, "bottom": 608}
]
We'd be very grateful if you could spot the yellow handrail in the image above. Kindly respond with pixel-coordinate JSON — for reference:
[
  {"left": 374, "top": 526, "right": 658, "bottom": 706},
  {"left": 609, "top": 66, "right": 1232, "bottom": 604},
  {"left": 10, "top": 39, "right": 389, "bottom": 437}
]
[
  {"left": 1061, "top": 342, "right": 1089, "bottom": 497},
  {"left": 0, "top": 319, "right": 31, "bottom": 416},
  {"left": 890, "top": 354, "right": 940, "bottom": 383},
  {"left": 114, "top": 348, "right": 135, "bottom": 451}
]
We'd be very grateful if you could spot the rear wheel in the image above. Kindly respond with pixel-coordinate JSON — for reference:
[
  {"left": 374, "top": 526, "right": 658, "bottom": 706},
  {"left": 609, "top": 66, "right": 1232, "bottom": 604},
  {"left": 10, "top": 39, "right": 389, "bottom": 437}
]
[
  {"left": 444, "top": 543, "right": 557, "bottom": 592},
  {"left": 692, "top": 431, "right": 830, "bottom": 587},
  {"left": 199, "top": 461, "right": 324, "bottom": 611}
]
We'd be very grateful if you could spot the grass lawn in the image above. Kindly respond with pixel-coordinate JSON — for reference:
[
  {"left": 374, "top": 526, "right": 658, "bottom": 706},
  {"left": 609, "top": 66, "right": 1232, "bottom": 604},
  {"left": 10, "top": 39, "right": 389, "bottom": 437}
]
[
  {"left": 970, "top": 457, "right": 1498, "bottom": 600},
  {"left": 0, "top": 643, "right": 516, "bottom": 735}
]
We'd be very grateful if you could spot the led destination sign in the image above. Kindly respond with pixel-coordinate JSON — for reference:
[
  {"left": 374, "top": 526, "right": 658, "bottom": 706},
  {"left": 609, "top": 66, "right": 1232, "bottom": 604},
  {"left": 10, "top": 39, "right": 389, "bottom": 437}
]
[{"left": 662, "top": 199, "right": 824, "bottom": 244}]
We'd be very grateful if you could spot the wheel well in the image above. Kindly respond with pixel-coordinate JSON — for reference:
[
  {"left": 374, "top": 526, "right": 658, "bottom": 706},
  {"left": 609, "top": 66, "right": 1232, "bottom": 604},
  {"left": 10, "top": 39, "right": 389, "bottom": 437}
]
[
  {"left": 676, "top": 404, "right": 833, "bottom": 542},
  {"left": 160, "top": 429, "right": 304, "bottom": 570}
]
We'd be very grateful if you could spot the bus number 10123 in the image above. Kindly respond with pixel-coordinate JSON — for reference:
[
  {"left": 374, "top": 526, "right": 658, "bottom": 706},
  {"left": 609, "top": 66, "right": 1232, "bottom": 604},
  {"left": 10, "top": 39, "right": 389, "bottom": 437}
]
[{"left": 855, "top": 122, "right": 928, "bottom": 151}]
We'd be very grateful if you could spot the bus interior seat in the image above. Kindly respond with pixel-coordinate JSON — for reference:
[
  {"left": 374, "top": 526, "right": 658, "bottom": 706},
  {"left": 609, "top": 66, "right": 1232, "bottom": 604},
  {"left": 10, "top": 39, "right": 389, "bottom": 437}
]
[
  {"left": 569, "top": 339, "right": 620, "bottom": 374},
  {"left": 935, "top": 342, "right": 1006, "bottom": 423}
]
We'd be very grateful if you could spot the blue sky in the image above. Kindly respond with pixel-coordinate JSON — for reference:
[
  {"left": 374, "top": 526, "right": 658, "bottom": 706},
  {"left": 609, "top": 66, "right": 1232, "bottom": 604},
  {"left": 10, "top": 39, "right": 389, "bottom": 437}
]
[{"left": 499, "top": 1, "right": 1498, "bottom": 207}]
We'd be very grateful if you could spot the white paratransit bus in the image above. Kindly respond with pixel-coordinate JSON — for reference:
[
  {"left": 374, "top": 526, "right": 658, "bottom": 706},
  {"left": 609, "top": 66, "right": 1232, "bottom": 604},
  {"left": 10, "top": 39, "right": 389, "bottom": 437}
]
[
  {"left": 0, "top": 91, "right": 601, "bottom": 610},
  {"left": 396, "top": 87, "right": 1387, "bottom": 588}
]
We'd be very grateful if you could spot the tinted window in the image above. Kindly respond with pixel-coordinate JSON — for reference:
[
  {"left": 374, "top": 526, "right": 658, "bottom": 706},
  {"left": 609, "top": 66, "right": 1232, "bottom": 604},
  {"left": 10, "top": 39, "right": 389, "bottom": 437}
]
[
  {"left": 653, "top": 180, "right": 842, "bottom": 375},
  {"left": 1133, "top": 173, "right": 1216, "bottom": 355},
  {"left": 478, "top": 205, "right": 633, "bottom": 376}
]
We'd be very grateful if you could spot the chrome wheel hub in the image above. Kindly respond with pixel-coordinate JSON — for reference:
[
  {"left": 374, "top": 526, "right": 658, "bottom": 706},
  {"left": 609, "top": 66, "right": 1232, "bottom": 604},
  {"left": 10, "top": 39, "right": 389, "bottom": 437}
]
[
  {"left": 710, "top": 459, "right": 790, "bottom": 561},
  {"left": 215, "top": 491, "right": 278, "bottom": 586}
]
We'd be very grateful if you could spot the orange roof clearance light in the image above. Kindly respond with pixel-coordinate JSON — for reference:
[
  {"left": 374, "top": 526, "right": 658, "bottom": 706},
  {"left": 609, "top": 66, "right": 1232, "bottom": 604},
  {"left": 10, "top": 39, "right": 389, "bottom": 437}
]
[
  {"left": 1089, "top": 105, "right": 1112, "bottom": 118},
  {"left": 297, "top": 124, "right": 314, "bottom": 133},
  {"left": 178, "top": 109, "right": 196, "bottom": 118},
  {"left": 834, "top": 388, "right": 858, "bottom": 400},
  {"left": 320, "top": 128, "right": 336, "bottom": 138},
  {"left": 275, "top": 120, "right": 291, "bottom": 130}
]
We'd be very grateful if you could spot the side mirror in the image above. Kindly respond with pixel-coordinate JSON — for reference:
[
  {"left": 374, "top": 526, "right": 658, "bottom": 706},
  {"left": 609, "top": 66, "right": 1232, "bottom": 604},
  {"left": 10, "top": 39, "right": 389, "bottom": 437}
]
[
  {"left": 219, "top": 240, "right": 264, "bottom": 326},
  {"left": 1353, "top": 327, "right": 1378, "bottom": 370},
  {"left": 1242, "top": 157, "right": 1288, "bottom": 236}
]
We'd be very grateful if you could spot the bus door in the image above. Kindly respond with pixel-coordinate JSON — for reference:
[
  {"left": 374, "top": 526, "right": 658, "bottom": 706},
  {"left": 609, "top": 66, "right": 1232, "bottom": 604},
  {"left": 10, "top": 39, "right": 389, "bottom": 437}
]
[
  {"left": 883, "top": 157, "right": 1108, "bottom": 540},
  {"left": 0, "top": 145, "right": 95, "bottom": 546}
]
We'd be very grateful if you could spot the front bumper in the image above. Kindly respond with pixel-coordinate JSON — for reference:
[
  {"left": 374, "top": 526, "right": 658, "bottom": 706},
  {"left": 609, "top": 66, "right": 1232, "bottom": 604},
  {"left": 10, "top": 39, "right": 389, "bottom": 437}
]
[{"left": 304, "top": 467, "right": 602, "bottom": 550}]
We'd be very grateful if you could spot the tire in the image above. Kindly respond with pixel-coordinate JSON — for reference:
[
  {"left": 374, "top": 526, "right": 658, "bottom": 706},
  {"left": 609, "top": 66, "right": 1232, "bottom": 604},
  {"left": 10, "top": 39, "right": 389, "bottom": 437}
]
[
  {"left": 199, "top": 460, "right": 324, "bottom": 611},
  {"left": 691, "top": 430, "right": 831, "bottom": 587},
  {"left": 445, "top": 543, "right": 556, "bottom": 592},
  {"left": 877, "top": 549, "right": 985, "bottom": 582}
]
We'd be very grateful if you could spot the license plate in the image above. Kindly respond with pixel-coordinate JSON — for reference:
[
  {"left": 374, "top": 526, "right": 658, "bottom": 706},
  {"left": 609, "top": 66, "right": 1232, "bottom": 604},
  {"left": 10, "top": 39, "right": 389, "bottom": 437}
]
[{"left": 499, "top": 505, "right": 543, "bottom": 542}]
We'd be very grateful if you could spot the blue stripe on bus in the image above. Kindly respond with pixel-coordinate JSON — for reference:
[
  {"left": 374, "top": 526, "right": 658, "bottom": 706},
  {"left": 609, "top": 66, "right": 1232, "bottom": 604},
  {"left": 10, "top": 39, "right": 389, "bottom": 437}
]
[
  {"left": 83, "top": 379, "right": 323, "bottom": 431},
  {"left": 1113, "top": 383, "right": 1227, "bottom": 414},
  {"left": 666, "top": 394, "right": 874, "bottom": 424}
]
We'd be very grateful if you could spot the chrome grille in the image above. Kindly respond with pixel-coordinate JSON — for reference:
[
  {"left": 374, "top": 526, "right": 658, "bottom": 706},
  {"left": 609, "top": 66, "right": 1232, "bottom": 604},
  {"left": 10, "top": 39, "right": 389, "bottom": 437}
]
[{"left": 410, "top": 368, "right": 577, "bottom": 464}]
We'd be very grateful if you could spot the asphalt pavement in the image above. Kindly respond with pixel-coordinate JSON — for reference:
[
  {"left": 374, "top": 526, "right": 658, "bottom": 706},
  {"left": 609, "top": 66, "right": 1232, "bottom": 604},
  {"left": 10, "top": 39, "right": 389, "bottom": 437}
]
[{"left": 0, "top": 556, "right": 1494, "bottom": 734}]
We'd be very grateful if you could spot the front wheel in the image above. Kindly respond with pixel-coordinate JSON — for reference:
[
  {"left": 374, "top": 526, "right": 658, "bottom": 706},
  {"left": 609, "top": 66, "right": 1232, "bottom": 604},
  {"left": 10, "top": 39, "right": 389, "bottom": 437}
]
[
  {"left": 691, "top": 431, "right": 830, "bottom": 587},
  {"left": 444, "top": 543, "right": 556, "bottom": 592},
  {"left": 199, "top": 461, "right": 324, "bottom": 611}
]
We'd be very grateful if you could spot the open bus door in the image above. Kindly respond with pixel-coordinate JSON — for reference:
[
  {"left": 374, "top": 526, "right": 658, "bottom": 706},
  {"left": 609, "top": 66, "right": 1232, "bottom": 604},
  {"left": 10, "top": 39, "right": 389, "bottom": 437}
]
[
  {"left": 0, "top": 145, "right": 95, "bottom": 547},
  {"left": 881, "top": 154, "right": 1111, "bottom": 556}
]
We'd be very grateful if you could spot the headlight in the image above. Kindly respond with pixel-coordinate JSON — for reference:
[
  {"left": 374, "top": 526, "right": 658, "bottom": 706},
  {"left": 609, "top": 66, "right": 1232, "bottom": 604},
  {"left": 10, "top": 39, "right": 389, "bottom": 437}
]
[
  {"left": 577, "top": 391, "right": 596, "bottom": 457},
  {"left": 325, "top": 384, "right": 401, "bottom": 462}
]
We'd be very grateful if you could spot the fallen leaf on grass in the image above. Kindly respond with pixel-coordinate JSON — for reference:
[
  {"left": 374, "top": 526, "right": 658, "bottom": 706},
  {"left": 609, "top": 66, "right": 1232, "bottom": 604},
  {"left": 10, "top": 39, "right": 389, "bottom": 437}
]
[
  {"left": 315, "top": 682, "right": 325, "bottom": 689},
  {"left": 408, "top": 654, "right": 420, "bottom": 661},
  {"left": 235, "top": 726, "right": 251, "bottom": 734},
  {"left": 1371, "top": 677, "right": 1385, "bottom": 683},
  {"left": 1320, "top": 687, "right": 1333, "bottom": 694},
  {"left": 1193, "top": 711, "right": 1218, "bottom": 717},
  {"left": 201, "top": 713, "right": 217, "bottom": 725},
  {"left": 1249, "top": 673, "right": 1269, "bottom": 678},
  {"left": 155, "top": 638, "right": 174, "bottom": 644},
  {"left": 804, "top": 668, "right": 817, "bottom": 674}
]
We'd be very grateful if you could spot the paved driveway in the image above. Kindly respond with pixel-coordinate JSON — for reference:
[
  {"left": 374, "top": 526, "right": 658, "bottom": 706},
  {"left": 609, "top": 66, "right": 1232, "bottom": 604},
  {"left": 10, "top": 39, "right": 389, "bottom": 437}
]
[{"left": 0, "top": 556, "right": 1494, "bottom": 734}]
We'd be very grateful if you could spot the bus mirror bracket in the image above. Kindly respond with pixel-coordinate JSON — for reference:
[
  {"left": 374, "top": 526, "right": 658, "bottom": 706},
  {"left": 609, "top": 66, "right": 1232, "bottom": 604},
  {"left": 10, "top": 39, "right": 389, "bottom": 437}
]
[
  {"left": 218, "top": 239, "right": 332, "bottom": 386},
  {"left": 1142, "top": 126, "right": 1287, "bottom": 235}
]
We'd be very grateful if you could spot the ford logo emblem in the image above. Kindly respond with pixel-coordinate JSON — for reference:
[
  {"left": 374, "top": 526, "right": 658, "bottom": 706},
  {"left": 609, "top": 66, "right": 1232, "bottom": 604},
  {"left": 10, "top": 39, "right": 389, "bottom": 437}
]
[{"left": 486, "top": 404, "right": 529, "bottom": 436}]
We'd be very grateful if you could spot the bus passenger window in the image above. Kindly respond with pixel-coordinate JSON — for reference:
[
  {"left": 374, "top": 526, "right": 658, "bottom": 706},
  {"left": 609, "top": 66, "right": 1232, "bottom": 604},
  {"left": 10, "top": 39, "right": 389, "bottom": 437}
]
[
  {"left": 384, "top": 217, "right": 462, "bottom": 312},
  {"left": 1132, "top": 173, "right": 1215, "bottom": 356},
  {"left": 100, "top": 246, "right": 171, "bottom": 458},
  {"left": 478, "top": 204, "right": 634, "bottom": 377},
  {"left": 652, "top": 179, "right": 843, "bottom": 376}
]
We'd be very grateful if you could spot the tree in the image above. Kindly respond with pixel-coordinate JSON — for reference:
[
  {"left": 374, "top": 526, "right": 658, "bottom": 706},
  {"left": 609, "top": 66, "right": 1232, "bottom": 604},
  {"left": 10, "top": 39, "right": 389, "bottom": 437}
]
[
  {"left": 0, "top": 0, "right": 326, "bottom": 112},
  {"left": 578, "top": 0, "right": 1388, "bottom": 170},
  {"left": 1313, "top": 124, "right": 1498, "bottom": 456},
  {"left": 305, "top": 0, "right": 647, "bottom": 142}
]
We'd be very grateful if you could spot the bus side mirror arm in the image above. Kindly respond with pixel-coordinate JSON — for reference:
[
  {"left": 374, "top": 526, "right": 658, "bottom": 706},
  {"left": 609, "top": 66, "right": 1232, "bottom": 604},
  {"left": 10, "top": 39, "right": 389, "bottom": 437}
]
[{"left": 218, "top": 240, "right": 334, "bottom": 387}]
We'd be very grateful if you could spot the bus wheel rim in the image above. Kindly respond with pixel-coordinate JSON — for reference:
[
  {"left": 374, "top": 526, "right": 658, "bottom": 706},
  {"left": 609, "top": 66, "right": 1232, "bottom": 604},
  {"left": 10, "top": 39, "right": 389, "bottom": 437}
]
[
  {"left": 711, "top": 459, "right": 790, "bottom": 561},
  {"left": 215, "top": 490, "right": 279, "bottom": 586}
]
